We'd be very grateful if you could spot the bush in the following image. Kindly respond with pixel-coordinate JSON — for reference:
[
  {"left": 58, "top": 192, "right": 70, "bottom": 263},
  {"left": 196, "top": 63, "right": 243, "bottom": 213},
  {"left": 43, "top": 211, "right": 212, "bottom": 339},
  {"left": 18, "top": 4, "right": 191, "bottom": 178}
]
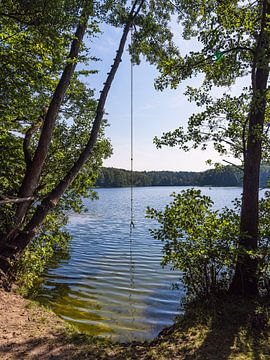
[
  {"left": 15, "top": 212, "right": 71, "bottom": 295},
  {"left": 258, "top": 191, "right": 270, "bottom": 296},
  {"left": 147, "top": 189, "right": 240, "bottom": 299},
  {"left": 147, "top": 188, "right": 270, "bottom": 300}
]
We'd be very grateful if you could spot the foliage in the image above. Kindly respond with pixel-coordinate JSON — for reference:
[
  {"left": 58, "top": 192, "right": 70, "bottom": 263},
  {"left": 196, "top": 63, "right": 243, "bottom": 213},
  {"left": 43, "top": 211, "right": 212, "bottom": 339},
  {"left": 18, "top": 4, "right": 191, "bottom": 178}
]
[
  {"left": 258, "top": 190, "right": 270, "bottom": 295},
  {"left": 147, "top": 188, "right": 270, "bottom": 299},
  {"left": 0, "top": 1, "right": 112, "bottom": 287},
  {"left": 139, "top": 0, "right": 270, "bottom": 295},
  {"left": 125, "top": 0, "right": 270, "bottom": 169},
  {"left": 147, "top": 189, "right": 240, "bottom": 299},
  {"left": 96, "top": 167, "right": 200, "bottom": 187},
  {"left": 15, "top": 212, "right": 71, "bottom": 294},
  {"left": 143, "top": 0, "right": 270, "bottom": 169},
  {"left": 0, "top": 0, "right": 179, "bottom": 287},
  {"left": 95, "top": 165, "right": 270, "bottom": 188}
]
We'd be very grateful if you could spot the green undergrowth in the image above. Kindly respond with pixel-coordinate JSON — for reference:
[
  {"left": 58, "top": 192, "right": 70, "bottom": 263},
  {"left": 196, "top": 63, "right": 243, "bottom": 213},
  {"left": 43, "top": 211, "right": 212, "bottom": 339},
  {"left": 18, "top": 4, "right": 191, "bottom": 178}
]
[{"left": 147, "top": 296, "right": 270, "bottom": 360}]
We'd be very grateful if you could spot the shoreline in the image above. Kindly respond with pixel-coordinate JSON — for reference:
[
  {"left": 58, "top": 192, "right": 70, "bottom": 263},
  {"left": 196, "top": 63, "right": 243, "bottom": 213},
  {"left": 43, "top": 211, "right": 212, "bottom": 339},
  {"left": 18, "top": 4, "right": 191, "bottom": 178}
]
[
  {"left": 0, "top": 289, "right": 144, "bottom": 359},
  {"left": 1, "top": 289, "right": 269, "bottom": 359}
]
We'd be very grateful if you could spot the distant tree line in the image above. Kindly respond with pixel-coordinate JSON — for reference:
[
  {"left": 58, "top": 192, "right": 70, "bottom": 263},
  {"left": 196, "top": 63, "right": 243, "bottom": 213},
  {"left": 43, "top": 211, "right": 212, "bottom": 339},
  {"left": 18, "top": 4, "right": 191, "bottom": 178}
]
[{"left": 95, "top": 165, "right": 270, "bottom": 188}]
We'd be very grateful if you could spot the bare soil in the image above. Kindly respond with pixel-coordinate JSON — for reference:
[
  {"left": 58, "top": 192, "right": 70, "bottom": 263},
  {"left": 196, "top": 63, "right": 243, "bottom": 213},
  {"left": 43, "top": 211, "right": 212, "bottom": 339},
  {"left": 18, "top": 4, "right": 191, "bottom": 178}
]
[
  {"left": 0, "top": 289, "right": 146, "bottom": 359},
  {"left": 0, "top": 289, "right": 270, "bottom": 359}
]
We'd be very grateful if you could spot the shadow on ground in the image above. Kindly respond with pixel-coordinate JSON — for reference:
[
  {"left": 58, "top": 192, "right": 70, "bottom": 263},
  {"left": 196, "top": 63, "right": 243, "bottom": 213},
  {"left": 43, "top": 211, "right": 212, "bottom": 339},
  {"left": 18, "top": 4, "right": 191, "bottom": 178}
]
[
  {"left": 0, "top": 331, "right": 147, "bottom": 360},
  {"left": 1, "top": 297, "right": 269, "bottom": 359},
  {"left": 149, "top": 296, "right": 270, "bottom": 360}
]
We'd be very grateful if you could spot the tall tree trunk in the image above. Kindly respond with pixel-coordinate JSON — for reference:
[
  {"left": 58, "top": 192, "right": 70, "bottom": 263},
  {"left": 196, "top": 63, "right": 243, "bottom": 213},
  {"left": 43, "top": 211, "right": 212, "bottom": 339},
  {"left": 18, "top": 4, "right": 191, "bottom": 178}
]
[
  {"left": 14, "top": 8, "right": 90, "bottom": 227},
  {"left": 0, "top": 0, "right": 145, "bottom": 275},
  {"left": 229, "top": 0, "right": 270, "bottom": 296}
]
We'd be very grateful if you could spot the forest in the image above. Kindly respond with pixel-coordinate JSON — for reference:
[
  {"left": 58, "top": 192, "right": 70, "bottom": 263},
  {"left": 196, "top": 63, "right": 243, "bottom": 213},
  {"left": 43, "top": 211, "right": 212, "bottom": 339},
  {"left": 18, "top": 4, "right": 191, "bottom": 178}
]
[
  {"left": 96, "top": 165, "right": 270, "bottom": 187},
  {"left": 1, "top": 0, "right": 270, "bottom": 359}
]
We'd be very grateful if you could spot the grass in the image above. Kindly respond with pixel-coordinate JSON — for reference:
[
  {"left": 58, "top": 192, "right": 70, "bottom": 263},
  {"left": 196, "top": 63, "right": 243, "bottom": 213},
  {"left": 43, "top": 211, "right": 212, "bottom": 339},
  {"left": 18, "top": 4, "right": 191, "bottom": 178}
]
[{"left": 146, "top": 295, "right": 270, "bottom": 360}]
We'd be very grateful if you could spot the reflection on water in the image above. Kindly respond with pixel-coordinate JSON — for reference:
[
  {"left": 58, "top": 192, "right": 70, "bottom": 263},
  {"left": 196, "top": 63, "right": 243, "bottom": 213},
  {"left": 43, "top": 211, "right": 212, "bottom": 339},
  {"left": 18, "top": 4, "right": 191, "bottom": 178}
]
[{"left": 33, "top": 186, "right": 245, "bottom": 342}]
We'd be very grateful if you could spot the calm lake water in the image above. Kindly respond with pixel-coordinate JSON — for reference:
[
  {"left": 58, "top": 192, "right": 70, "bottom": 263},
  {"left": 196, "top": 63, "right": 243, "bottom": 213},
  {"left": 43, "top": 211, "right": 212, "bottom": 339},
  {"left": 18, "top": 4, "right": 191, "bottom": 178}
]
[{"left": 33, "top": 186, "right": 246, "bottom": 342}]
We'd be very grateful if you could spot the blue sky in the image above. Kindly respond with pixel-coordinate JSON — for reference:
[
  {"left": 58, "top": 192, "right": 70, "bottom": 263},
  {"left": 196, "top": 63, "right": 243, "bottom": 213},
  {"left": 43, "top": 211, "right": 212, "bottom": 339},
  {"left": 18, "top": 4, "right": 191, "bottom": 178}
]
[{"left": 84, "top": 23, "right": 246, "bottom": 172}]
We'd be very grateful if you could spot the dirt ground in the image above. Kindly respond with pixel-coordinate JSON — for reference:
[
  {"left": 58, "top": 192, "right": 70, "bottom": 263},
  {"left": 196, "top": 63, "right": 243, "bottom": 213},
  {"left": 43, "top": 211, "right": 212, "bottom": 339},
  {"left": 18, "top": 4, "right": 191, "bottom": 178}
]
[
  {"left": 1, "top": 289, "right": 270, "bottom": 360},
  {"left": 0, "top": 289, "right": 73, "bottom": 359},
  {"left": 0, "top": 289, "right": 144, "bottom": 360}
]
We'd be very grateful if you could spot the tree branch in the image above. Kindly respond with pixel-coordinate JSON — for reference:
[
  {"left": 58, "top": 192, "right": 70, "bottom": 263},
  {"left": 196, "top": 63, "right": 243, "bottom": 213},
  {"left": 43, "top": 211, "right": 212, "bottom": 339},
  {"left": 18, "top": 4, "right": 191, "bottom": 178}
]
[
  {"left": 23, "top": 121, "right": 42, "bottom": 169},
  {"left": 186, "top": 46, "right": 254, "bottom": 71},
  {"left": 15, "top": 6, "right": 91, "bottom": 226},
  {"left": 5, "top": 0, "right": 146, "bottom": 256},
  {"left": 251, "top": 0, "right": 268, "bottom": 90},
  {"left": 0, "top": 196, "right": 35, "bottom": 205},
  {"left": 0, "top": 12, "right": 42, "bottom": 25},
  {"left": 222, "top": 160, "right": 244, "bottom": 171}
]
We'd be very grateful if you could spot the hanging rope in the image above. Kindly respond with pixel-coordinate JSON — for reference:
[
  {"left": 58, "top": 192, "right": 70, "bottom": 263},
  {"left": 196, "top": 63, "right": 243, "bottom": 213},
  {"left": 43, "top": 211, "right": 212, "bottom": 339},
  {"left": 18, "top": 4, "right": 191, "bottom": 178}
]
[{"left": 130, "top": 26, "right": 135, "bottom": 231}]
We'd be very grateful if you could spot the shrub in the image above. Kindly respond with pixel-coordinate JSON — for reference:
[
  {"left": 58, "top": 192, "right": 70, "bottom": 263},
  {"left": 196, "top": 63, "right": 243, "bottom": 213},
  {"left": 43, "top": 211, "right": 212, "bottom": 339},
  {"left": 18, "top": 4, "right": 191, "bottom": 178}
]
[
  {"left": 147, "top": 189, "right": 240, "bottom": 299},
  {"left": 15, "top": 212, "right": 71, "bottom": 295}
]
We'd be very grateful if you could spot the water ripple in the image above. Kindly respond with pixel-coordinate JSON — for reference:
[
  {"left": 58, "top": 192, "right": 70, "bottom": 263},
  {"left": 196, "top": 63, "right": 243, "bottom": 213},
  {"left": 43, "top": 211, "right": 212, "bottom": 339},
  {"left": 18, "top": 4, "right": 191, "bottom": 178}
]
[{"left": 33, "top": 186, "right": 244, "bottom": 342}]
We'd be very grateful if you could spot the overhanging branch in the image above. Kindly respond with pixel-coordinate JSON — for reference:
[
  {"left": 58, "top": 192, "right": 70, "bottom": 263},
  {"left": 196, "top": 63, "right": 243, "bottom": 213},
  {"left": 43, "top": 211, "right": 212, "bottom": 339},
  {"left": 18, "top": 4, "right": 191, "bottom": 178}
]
[{"left": 0, "top": 196, "right": 35, "bottom": 205}]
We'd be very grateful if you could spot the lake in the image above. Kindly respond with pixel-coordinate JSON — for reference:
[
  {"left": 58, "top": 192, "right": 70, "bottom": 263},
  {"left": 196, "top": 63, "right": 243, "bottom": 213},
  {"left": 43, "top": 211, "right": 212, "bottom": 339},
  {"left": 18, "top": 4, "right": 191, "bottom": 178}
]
[{"left": 33, "top": 186, "right": 246, "bottom": 342}]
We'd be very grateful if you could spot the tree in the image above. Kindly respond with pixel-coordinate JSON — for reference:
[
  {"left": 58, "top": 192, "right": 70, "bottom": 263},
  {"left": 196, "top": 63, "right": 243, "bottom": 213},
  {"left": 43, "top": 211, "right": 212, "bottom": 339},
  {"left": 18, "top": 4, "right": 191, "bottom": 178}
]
[
  {"left": 143, "top": 0, "right": 270, "bottom": 296},
  {"left": 0, "top": 0, "right": 176, "bottom": 283},
  {"left": 0, "top": 0, "right": 146, "bottom": 278},
  {"left": 0, "top": 0, "right": 108, "bottom": 282},
  {"left": 147, "top": 189, "right": 240, "bottom": 299}
]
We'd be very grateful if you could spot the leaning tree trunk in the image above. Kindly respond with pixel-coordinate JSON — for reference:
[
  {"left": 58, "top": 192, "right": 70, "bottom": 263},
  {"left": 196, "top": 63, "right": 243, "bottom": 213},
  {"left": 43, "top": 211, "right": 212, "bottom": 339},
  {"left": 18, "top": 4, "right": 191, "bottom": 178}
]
[
  {"left": 229, "top": 0, "right": 270, "bottom": 296},
  {"left": 14, "top": 10, "right": 90, "bottom": 228},
  {"left": 0, "top": 0, "right": 145, "bottom": 275}
]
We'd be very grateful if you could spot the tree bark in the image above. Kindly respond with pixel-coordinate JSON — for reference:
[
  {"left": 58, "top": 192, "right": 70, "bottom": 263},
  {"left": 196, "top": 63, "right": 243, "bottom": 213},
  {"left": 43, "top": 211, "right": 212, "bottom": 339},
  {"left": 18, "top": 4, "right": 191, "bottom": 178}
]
[
  {"left": 229, "top": 0, "right": 270, "bottom": 296},
  {"left": 14, "top": 9, "right": 90, "bottom": 227},
  {"left": 0, "top": 0, "right": 145, "bottom": 275}
]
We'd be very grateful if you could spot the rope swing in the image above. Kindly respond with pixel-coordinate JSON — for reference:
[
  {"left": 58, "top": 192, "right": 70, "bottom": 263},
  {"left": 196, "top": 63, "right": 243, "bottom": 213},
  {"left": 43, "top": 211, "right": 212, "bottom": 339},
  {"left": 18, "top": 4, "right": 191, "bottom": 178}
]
[{"left": 130, "top": 26, "right": 135, "bottom": 231}]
